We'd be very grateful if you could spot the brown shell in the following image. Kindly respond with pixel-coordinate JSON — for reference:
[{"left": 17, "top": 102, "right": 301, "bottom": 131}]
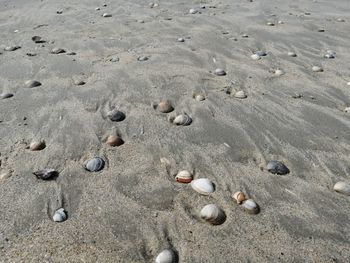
[
  {"left": 232, "top": 191, "right": 246, "bottom": 204},
  {"left": 106, "top": 135, "right": 124, "bottom": 147},
  {"left": 29, "top": 140, "right": 46, "bottom": 151},
  {"left": 158, "top": 100, "right": 174, "bottom": 113}
]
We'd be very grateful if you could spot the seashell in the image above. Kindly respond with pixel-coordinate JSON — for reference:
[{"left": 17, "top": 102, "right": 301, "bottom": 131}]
[
  {"left": 67, "top": 51, "right": 76, "bottom": 55},
  {"left": 324, "top": 50, "right": 336, "bottom": 59},
  {"left": 214, "top": 68, "right": 226, "bottom": 76},
  {"left": 53, "top": 208, "right": 67, "bottom": 222},
  {"left": 312, "top": 66, "right": 323, "bottom": 72},
  {"left": 157, "top": 100, "right": 174, "bottom": 113},
  {"left": 85, "top": 157, "right": 105, "bottom": 172},
  {"left": 172, "top": 114, "right": 192, "bottom": 126},
  {"left": 95, "top": 7, "right": 100, "bottom": 10},
  {"left": 175, "top": 170, "right": 193, "bottom": 183},
  {"left": 242, "top": 199, "right": 260, "bottom": 214},
  {"left": 191, "top": 178, "right": 214, "bottom": 195},
  {"left": 31, "top": 36, "right": 45, "bottom": 43},
  {"left": 195, "top": 94, "right": 205, "bottom": 101},
  {"left": 102, "top": 13, "right": 112, "bottom": 17},
  {"left": 347, "top": 82, "right": 350, "bottom": 86},
  {"left": 110, "top": 57, "right": 119, "bottom": 62},
  {"left": 232, "top": 191, "right": 246, "bottom": 204},
  {"left": 50, "top": 48, "right": 66, "bottom": 54},
  {"left": 155, "top": 249, "right": 176, "bottom": 263},
  {"left": 287, "top": 52, "right": 297, "bottom": 57},
  {"left": 29, "top": 140, "right": 46, "bottom": 151},
  {"left": 26, "top": 52, "right": 37, "bottom": 56},
  {"left": 233, "top": 90, "right": 247, "bottom": 99},
  {"left": 107, "top": 109, "right": 126, "bottom": 122},
  {"left": 56, "top": 10, "right": 63, "bottom": 14},
  {"left": 177, "top": 38, "right": 185, "bottom": 42},
  {"left": 25, "top": 80, "right": 42, "bottom": 88},
  {"left": 0, "top": 170, "right": 12, "bottom": 180},
  {"left": 0, "top": 93, "right": 14, "bottom": 99},
  {"left": 333, "top": 181, "right": 350, "bottom": 196},
  {"left": 200, "top": 204, "right": 226, "bottom": 225},
  {"left": 189, "top": 8, "right": 198, "bottom": 14},
  {"left": 344, "top": 107, "right": 350, "bottom": 113},
  {"left": 33, "top": 169, "right": 58, "bottom": 180},
  {"left": 255, "top": 51, "right": 267, "bottom": 56},
  {"left": 336, "top": 18, "right": 345, "bottom": 22},
  {"left": 274, "top": 69, "right": 285, "bottom": 76},
  {"left": 266, "top": 22, "right": 275, "bottom": 26},
  {"left": 278, "top": 20, "right": 284, "bottom": 24},
  {"left": 251, "top": 54, "right": 261, "bottom": 60},
  {"left": 106, "top": 134, "right": 124, "bottom": 147},
  {"left": 138, "top": 56, "right": 148, "bottom": 61},
  {"left": 4, "top": 46, "right": 21, "bottom": 51},
  {"left": 267, "top": 160, "right": 290, "bottom": 175},
  {"left": 74, "top": 80, "right": 85, "bottom": 86}
]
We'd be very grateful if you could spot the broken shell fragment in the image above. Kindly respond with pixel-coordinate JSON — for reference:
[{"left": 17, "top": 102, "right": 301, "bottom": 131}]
[
  {"left": 214, "top": 68, "right": 226, "bottom": 76},
  {"left": 33, "top": 169, "right": 58, "bottom": 180},
  {"left": 172, "top": 114, "right": 192, "bottom": 126},
  {"left": 232, "top": 191, "right": 246, "bottom": 204},
  {"left": 53, "top": 208, "right": 67, "bottom": 222},
  {"left": 106, "top": 134, "right": 124, "bottom": 147},
  {"left": 107, "top": 109, "right": 126, "bottom": 122},
  {"left": 157, "top": 100, "right": 174, "bottom": 113},
  {"left": 155, "top": 249, "right": 176, "bottom": 263},
  {"left": 25, "top": 80, "right": 42, "bottom": 88},
  {"left": 200, "top": 204, "right": 226, "bottom": 225},
  {"left": 175, "top": 170, "right": 193, "bottom": 183},
  {"left": 191, "top": 178, "right": 214, "bottom": 195},
  {"left": 242, "top": 199, "right": 260, "bottom": 214},
  {"left": 267, "top": 160, "right": 290, "bottom": 175},
  {"left": 85, "top": 157, "right": 105, "bottom": 172},
  {"left": 333, "top": 181, "right": 350, "bottom": 196},
  {"left": 233, "top": 90, "right": 247, "bottom": 99},
  {"left": 29, "top": 140, "right": 46, "bottom": 151}
]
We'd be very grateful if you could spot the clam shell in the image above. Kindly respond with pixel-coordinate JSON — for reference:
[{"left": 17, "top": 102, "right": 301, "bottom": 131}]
[
  {"left": 74, "top": 80, "right": 85, "bottom": 85},
  {"left": 274, "top": 69, "right": 285, "bottom": 76},
  {"left": 312, "top": 66, "right": 323, "bottom": 72},
  {"left": 155, "top": 249, "right": 176, "bottom": 263},
  {"left": 333, "top": 181, "right": 350, "bottom": 196},
  {"left": 138, "top": 56, "right": 148, "bottom": 61},
  {"left": 234, "top": 90, "right": 247, "bottom": 99},
  {"left": 0, "top": 170, "right": 12, "bottom": 180},
  {"left": 102, "top": 13, "right": 112, "bottom": 17},
  {"left": 242, "top": 199, "right": 260, "bottom": 214},
  {"left": 344, "top": 107, "right": 350, "bottom": 113},
  {"left": 173, "top": 114, "right": 192, "bottom": 126},
  {"left": 266, "top": 22, "right": 275, "bottom": 26},
  {"left": 189, "top": 8, "right": 198, "bottom": 14},
  {"left": 214, "top": 68, "right": 226, "bottom": 76},
  {"left": 4, "top": 46, "right": 20, "bottom": 51},
  {"left": 175, "top": 170, "right": 193, "bottom": 183},
  {"left": 267, "top": 160, "right": 290, "bottom": 175},
  {"left": 25, "top": 80, "right": 42, "bottom": 88},
  {"left": 29, "top": 140, "right": 46, "bottom": 151},
  {"left": 157, "top": 100, "right": 174, "bottom": 113},
  {"left": 195, "top": 94, "right": 205, "bottom": 101},
  {"left": 31, "top": 36, "right": 45, "bottom": 43},
  {"left": 177, "top": 38, "right": 185, "bottom": 42},
  {"left": 287, "top": 52, "right": 297, "bottom": 57},
  {"left": 107, "top": 109, "right": 126, "bottom": 122},
  {"left": 255, "top": 51, "right": 267, "bottom": 56},
  {"left": 51, "top": 48, "right": 66, "bottom": 54},
  {"left": 106, "top": 134, "right": 124, "bottom": 147},
  {"left": 251, "top": 54, "right": 261, "bottom": 60},
  {"left": 0, "top": 93, "right": 14, "bottom": 99},
  {"left": 232, "top": 191, "right": 246, "bottom": 204},
  {"left": 200, "top": 204, "right": 226, "bottom": 225},
  {"left": 85, "top": 157, "right": 105, "bottom": 172},
  {"left": 33, "top": 169, "right": 58, "bottom": 180},
  {"left": 53, "top": 208, "right": 67, "bottom": 222},
  {"left": 191, "top": 178, "right": 214, "bottom": 195}
]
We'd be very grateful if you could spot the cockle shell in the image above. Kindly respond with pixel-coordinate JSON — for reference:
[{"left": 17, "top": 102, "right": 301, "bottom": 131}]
[
  {"left": 85, "top": 157, "right": 105, "bottom": 172},
  {"left": 106, "top": 134, "right": 124, "bottom": 147},
  {"left": 251, "top": 54, "right": 261, "bottom": 60},
  {"left": 25, "top": 80, "right": 42, "bottom": 88},
  {"left": 172, "top": 114, "right": 192, "bottom": 126},
  {"left": 333, "top": 181, "right": 350, "bottom": 196},
  {"left": 175, "top": 170, "right": 193, "bottom": 183},
  {"left": 107, "top": 109, "right": 125, "bottom": 122},
  {"left": 0, "top": 170, "right": 12, "bottom": 180},
  {"left": 53, "top": 208, "right": 67, "bottom": 222},
  {"left": 232, "top": 191, "right": 246, "bottom": 204},
  {"left": 200, "top": 204, "right": 226, "bottom": 225},
  {"left": 267, "top": 160, "right": 290, "bottom": 175},
  {"left": 33, "top": 169, "right": 58, "bottom": 180},
  {"left": 189, "top": 8, "right": 198, "bottom": 14},
  {"left": 234, "top": 90, "right": 247, "bottom": 99},
  {"left": 0, "top": 93, "right": 14, "bottom": 99},
  {"left": 287, "top": 52, "right": 297, "bottom": 57},
  {"left": 29, "top": 140, "right": 46, "bottom": 151},
  {"left": 242, "top": 199, "right": 260, "bottom": 214},
  {"left": 51, "top": 48, "right": 66, "bottom": 54},
  {"left": 214, "top": 68, "right": 226, "bottom": 76},
  {"left": 157, "top": 100, "right": 174, "bottom": 113},
  {"left": 312, "top": 66, "right": 323, "bottom": 72},
  {"left": 155, "top": 249, "right": 176, "bottom": 263},
  {"left": 191, "top": 178, "right": 214, "bottom": 195}
]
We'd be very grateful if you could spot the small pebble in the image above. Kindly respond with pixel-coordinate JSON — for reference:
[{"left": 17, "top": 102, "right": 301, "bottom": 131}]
[
  {"left": 255, "top": 51, "right": 267, "bottom": 56},
  {"left": 266, "top": 22, "right": 275, "bottom": 26},
  {"left": 106, "top": 134, "right": 124, "bottom": 147},
  {"left": 336, "top": 18, "right": 345, "bottom": 22},
  {"left": 29, "top": 140, "right": 46, "bottom": 151},
  {"left": 56, "top": 10, "right": 63, "bottom": 14},
  {"left": 32, "top": 36, "right": 45, "bottom": 43},
  {"left": 0, "top": 170, "right": 12, "bottom": 180},
  {"left": 324, "top": 50, "right": 336, "bottom": 59},
  {"left": 251, "top": 54, "right": 261, "bottom": 60},
  {"left": 274, "top": 69, "right": 285, "bottom": 76},
  {"left": 66, "top": 51, "right": 76, "bottom": 55},
  {"left": 85, "top": 157, "right": 105, "bottom": 172},
  {"left": 333, "top": 181, "right": 350, "bottom": 196},
  {"left": 33, "top": 169, "right": 58, "bottom": 180},
  {"left": 74, "top": 80, "right": 86, "bottom": 86},
  {"left": 267, "top": 160, "right": 290, "bottom": 175},
  {"left": 241, "top": 34, "right": 249, "bottom": 38},
  {"left": 214, "top": 68, "right": 226, "bottom": 76},
  {"left": 26, "top": 52, "right": 37, "bottom": 56},
  {"left": 95, "top": 7, "right": 100, "bottom": 10},
  {"left": 138, "top": 56, "right": 148, "bottom": 61},
  {"left": 312, "top": 66, "right": 323, "bottom": 72}
]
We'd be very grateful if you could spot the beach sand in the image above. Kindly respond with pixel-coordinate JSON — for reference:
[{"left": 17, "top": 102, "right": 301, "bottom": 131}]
[{"left": 0, "top": 0, "right": 350, "bottom": 262}]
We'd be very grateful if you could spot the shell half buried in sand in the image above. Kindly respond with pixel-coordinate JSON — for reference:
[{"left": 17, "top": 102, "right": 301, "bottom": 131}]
[
  {"left": 155, "top": 249, "right": 176, "bottom": 263},
  {"left": 106, "top": 134, "right": 124, "bottom": 147},
  {"left": 29, "top": 140, "right": 46, "bottom": 151},
  {"left": 233, "top": 90, "right": 247, "bottom": 99},
  {"left": 242, "top": 199, "right": 260, "bottom": 214},
  {"left": 171, "top": 114, "right": 192, "bottom": 126},
  {"left": 85, "top": 157, "right": 105, "bottom": 172},
  {"left": 191, "top": 178, "right": 214, "bottom": 195},
  {"left": 333, "top": 181, "right": 350, "bottom": 196},
  {"left": 53, "top": 208, "right": 67, "bottom": 222},
  {"left": 175, "top": 170, "right": 193, "bottom": 183},
  {"left": 157, "top": 100, "right": 174, "bottom": 113},
  {"left": 33, "top": 169, "right": 58, "bottom": 180},
  {"left": 232, "top": 191, "right": 247, "bottom": 204},
  {"left": 200, "top": 204, "right": 226, "bottom": 225}
]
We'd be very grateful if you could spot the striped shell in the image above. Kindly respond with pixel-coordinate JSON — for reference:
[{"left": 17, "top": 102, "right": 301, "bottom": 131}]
[
  {"left": 191, "top": 178, "right": 214, "bottom": 195},
  {"left": 85, "top": 157, "right": 105, "bottom": 172},
  {"left": 175, "top": 170, "right": 193, "bottom": 183},
  {"left": 173, "top": 114, "right": 192, "bottom": 126}
]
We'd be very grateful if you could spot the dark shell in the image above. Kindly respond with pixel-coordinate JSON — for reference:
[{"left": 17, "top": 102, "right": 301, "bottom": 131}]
[
  {"left": 85, "top": 157, "right": 105, "bottom": 172},
  {"left": 33, "top": 169, "right": 58, "bottom": 180},
  {"left": 4, "top": 46, "right": 21, "bottom": 51},
  {"left": 25, "top": 80, "right": 42, "bottom": 88},
  {"left": 107, "top": 109, "right": 125, "bottom": 122},
  {"left": 0, "top": 93, "right": 14, "bottom": 99},
  {"left": 31, "top": 36, "right": 45, "bottom": 43},
  {"left": 266, "top": 161, "right": 290, "bottom": 175}
]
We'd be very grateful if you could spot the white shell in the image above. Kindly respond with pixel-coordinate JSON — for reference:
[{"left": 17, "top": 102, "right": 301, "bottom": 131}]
[
  {"left": 177, "top": 38, "right": 185, "bottom": 42},
  {"left": 189, "top": 8, "right": 198, "bottom": 14},
  {"left": 266, "top": 22, "right": 275, "bottom": 26},
  {"left": 0, "top": 170, "right": 12, "bottom": 180},
  {"left": 347, "top": 82, "right": 350, "bottom": 86},
  {"left": 234, "top": 90, "right": 247, "bottom": 99},
  {"left": 175, "top": 170, "right": 193, "bottom": 183},
  {"left": 195, "top": 94, "right": 205, "bottom": 101},
  {"left": 312, "top": 66, "right": 323, "bottom": 72},
  {"left": 251, "top": 54, "right": 261, "bottom": 60},
  {"left": 191, "top": 178, "right": 214, "bottom": 195},
  {"left": 53, "top": 208, "right": 67, "bottom": 222},
  {"left": 242, "top": 199, "right": 260, "bottom": 214},
  {"left": 287, "top": 52, "right": 297, "bottom": 57},
  {"left": 173, "top": 114, "right": 192, "bottom": 126},
  {"left": 155, "top": 249, "right": 175, "bottom": 263},
  {"left": 274, "top": 69, "right": 285, "bottom": 76},
  {"left": 200, "top": 204, "right": 226, "bottom": 225},
  {"left": 214, "top": 68, "right": 226, "bottom": 76},
  {"left": 344, "top": 107, "right": 350, "bottom": 113},
  {"left": 102, "top": 13, "right": 112, "bottom": 17},
  {"left": 334, "top": 181, "right": 350, "bottom": 196}
]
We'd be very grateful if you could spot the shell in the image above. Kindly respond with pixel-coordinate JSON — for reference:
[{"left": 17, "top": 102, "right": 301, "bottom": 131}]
[
  {"left": 337, "top": 18, "right": 345, "bottom": 22},
  {"left": 287, "top": 52, "right": 297, "bottom": 57},
  {"left": 110, "top": 57, "right": 119, "bottom": 62},
  {"left": 189, "top": 8, "right": 198, "bottom": 14},
  {"left": 107, "top": 109, "right": 126, "bottom": 122},
  {"left": 324, "top": 50, "right": 336, "bottom": 59},
  {"left": 274, "top": 69, "right": 285, "bottom": 76},
  {"left": 312, "top": 66, "right": 323, "bottom": 72},
  {"left": 232, "top": 191, "right": 246, "bottom": 204},
  {"left": 0, "top": 170, "right": 12, "bottom": 180},
  {"left": 173, "top": 114, "right": 192, "bottom": 126},
  {"left": 106, "top": 134, "right": 124, "bottom": 147},
  {"left": 53, "top": 208, "right": 67, "bottom": 222},
  {"left": 74, "top": 80, "right": 85, "bottom": 85},
  {"left": 251, "top": 54, "right": 261, "bottom": 60},
  {"left": 31, "top": 36, "right": 45, "bottom": 43},
  {"left": 0, "top": 93, "right": 14, "bottom": 99},
  {"left": 255, "top": 51, "right": 267, "bottom": 56},
  {"left": 191, "top": 178, "right": 214, "bottom": 195},
  {"left": 175, "top": 170, "right": 193, "bottom": 183},
  {"left": 51, "top": 48, "right": 66, "bottom": 54},
  {"left": 4, "top": 46, "right": 21, "bottom": 51},
  {"left": 157, "top": 100, "right": 174, "bottom": 113},
  {"left": 195, "top": 94, "right": 205, "bottom": 101},
  {"left": 29, "top": 140, "right": 46, "bottom": 151},
  {"left": 102, "top": 13, "right": 112, "bottom": 17},
  {"left": 242, "top": 199, "right": 260, "bottom": 214},
  {"left": 177, "top": 38, "right": 185, "bottom": 42},
  {"left": 200, "top": 204, "right": 226, "bottom": 225},
  {"left": 33, "top": 169, "right": 58, "bottom": 180},
  {"left": 266, "top": 160, "right": 290, "bottom": 175},
  {"left": 138, "top": 56, "right": 148, "bottom": 61},
  {"left": 233, "top": 90, "right": 247, "bottom": 99},
  {"left": 85, "top": 157, "right": 105, "bottom": 172},
  {"left": 25, "top": 80, "right": 42, "bottom": 88},
  {"left": 214, "top": 68, "right": 226, "bottom": 76},
  {"left": 155, "top": 249, "right": 176, "bottom": 263},
  {"left": 67, "top": 51, "right": 76, "bottom": 55},
  {"left": 333, "top": 181, "right": 350, "bottom": 196},
  {"left": 266, "top": 22, "right": 275, "bottom": 26},
  {"left": 344, "top": 107, "right": 350, "bottom": 113}
]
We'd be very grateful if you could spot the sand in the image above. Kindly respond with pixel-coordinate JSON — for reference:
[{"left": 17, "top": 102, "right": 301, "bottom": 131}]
[{"left": 0, "top": 0, "right": 350, "bottom": 262}]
